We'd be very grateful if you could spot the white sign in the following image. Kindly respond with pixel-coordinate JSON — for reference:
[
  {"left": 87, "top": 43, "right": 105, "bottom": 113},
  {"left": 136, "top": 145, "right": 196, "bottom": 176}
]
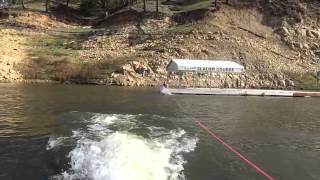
[{"left": 179, "top": 66, "right": 242, "bottom": 72}]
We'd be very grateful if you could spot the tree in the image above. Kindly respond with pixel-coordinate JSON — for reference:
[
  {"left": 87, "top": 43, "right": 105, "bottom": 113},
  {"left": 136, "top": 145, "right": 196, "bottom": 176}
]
[
  {"left": 143, "top": 0, "right": 146, "bottom": 12},
  {"left": 20, "top": 0, "right": 25, "bottom": 9},
  {"left": 156, "top": 0, "right": 158, "bottom": 13},
  {"left": 45, "top": 0, "right": 50, "bottom": 12},
  {"left": 66, "top": 0, "right": 70, "bottom": 7}
]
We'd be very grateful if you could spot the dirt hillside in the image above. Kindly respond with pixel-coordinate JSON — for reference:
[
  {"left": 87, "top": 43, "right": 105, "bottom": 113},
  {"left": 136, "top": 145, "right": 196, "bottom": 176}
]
[
  {"left": 0, "top": 0, "right": 319, "bottom": 89},
  {"left": 0, "top": 11, "right": 83, "bottom": 82},
  {"left": 81, "top": 1, "right": 320, "bottom": 89},
  {"left": 0, "top": 28, "right": 27, "bottom": 82}
]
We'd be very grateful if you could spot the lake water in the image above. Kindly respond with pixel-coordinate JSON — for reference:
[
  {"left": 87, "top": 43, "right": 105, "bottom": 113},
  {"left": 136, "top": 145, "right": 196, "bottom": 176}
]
[{"left": 0, "top": 84, "right": 320, "bottom": 180}]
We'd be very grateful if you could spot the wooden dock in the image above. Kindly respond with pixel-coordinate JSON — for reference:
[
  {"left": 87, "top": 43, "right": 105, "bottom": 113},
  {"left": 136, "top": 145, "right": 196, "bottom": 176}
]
[{"left": 163, "top": 88, "right": 320, "bottom": 97}]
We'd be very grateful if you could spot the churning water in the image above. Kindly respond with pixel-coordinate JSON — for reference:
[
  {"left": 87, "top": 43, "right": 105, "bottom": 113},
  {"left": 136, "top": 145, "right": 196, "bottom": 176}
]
[{"left": 48, "top": 113, "right": 198, "bottom": 180}]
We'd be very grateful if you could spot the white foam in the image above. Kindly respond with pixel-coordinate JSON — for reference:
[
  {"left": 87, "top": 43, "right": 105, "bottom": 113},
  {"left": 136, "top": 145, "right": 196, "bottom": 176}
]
[
  {"left": 91, "top": 114, "right": 118, "bottom": 125},
  {"left": 50, "top": 113, "right": 198, "bottom": 180},
  {"left": 47, "top": 136, "right": 66, "bottom": 150},
  {"left": 90, "top": 114, "right": 139, "bottom": 125}
]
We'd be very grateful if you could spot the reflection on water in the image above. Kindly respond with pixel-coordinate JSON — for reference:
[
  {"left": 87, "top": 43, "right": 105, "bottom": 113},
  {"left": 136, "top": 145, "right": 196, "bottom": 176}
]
[
  {"left": 0, "top": 84, "right": 320, "bottom": 180},
  {"left": 0, "top": 84, "right": 57, "bottom": 137}
]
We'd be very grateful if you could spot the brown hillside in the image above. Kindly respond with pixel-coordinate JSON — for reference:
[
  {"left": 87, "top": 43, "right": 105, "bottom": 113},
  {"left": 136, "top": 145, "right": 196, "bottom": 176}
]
[{"left": 80, "top": 1, "right": 320, "bottom": 88}]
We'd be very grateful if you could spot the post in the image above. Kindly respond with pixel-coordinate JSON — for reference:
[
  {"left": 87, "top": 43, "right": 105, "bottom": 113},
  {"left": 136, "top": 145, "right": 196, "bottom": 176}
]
[
  {"left": 178, "top": 72, "right": 181, "bottom": 88},
  {"left": 196, "top": 73, "right": 199, "bottom": 88},
  {"left": 193, "top": 72, "right": 195, "bottom": 88},
  {"left": 210, "top": 72, "right": 212, "bottom": 89},
  {"left": 224, "top": 73, "right": 228, "bottom": 88},
  {"left": 317, "top": 71, "right": 320, "bottom": 89},
  {"left": 239, "top": 73, "right": 242, "bottom": 89},
  {"left": 166, "top": 72, "right": 170, "bottom": 88}
]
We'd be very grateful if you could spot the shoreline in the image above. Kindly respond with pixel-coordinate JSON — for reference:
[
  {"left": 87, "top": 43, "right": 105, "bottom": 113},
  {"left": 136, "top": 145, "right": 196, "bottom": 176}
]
[{"left": 1, "top": 79, "right": 320, "bottom": 91}]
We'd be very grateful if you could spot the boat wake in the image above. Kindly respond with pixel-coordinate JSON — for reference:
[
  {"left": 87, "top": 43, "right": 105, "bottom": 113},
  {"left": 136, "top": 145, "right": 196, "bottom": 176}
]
[{"left": 48, "top": 113, "right": 198, "bottom": 180}]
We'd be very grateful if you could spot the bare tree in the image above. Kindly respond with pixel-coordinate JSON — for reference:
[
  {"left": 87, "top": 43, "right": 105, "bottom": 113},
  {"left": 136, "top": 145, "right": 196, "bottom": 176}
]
[{"left": 143, "top": 0, "right": 146, "bottom": 12}]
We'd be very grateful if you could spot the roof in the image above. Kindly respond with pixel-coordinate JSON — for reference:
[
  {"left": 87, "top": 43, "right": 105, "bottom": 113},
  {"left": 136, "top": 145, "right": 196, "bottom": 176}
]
[{"left": 166, "top": 59, "right": 244, "bottom": 73}]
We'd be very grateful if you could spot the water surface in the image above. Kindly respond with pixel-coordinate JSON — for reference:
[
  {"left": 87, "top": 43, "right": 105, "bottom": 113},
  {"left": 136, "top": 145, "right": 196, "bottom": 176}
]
[{"left": 0, "top": 84, "right": 320, "bottom": 180}]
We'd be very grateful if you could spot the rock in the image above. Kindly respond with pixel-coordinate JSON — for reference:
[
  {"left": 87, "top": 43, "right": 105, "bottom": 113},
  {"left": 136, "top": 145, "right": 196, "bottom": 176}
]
[
  {"left": 311, "top": 43, "right": 320, "bottom": 50},
  {"left": 302, "top": 43, "right": 310, "bottom": 49},
  {"left": 277, "top": 27, "right": 290, "bottom": 36},
  {"left": 132, "top": 61, "right": 150, "bottom": 75},
  {"left": 306, "top": 30, "right": 315, "bottom": 38},
  {"left": 201, "top": 48, "right": 209, "bottom": 54},
  {"left": 285, "top": 79, "right": 295, "bottom": 87},
  {"left": 120, "top": 64, "right": 134, "bottom": 74},
  {"left": 293, "top": 42, "right": 303, "bottom": 49},
  {"left": 310, "top": 30, "right": 320, "bottom": 38},
  {"left": 295, "top": 28, "right": 307, "bottom": 37}
]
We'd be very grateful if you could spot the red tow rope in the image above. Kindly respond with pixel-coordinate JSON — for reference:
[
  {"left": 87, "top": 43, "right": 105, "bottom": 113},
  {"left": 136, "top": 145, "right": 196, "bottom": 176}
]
[{"left": 196, "top": 120, "right": 275, "bottom": 180}]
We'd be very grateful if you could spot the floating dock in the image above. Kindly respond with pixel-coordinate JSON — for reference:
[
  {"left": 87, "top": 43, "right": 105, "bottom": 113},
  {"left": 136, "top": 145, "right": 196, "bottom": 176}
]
[
  {"left": 161, "top": 87, "right": 320, "bottom": 97},
  {"left": 162, "top": 59, "right": 320, "bottom": 97}
]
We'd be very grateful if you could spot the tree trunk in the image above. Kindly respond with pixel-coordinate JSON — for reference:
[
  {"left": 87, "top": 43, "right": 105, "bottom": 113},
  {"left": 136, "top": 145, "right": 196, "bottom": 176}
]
[
  {"left": 66, "top": 0, "right": 70, "bottom": 7},
  {"left": 156, "top": 0, "right": 158, "bottom": 13},
  {"left": 100, "top": 0, "right": 109, "bottom": 11},
  {"left": 21, "top": 0, "right": 26, "bottom": 9},
  {"left": 45, "top": 0, "right": 50, "bottom": 12},
  {"left": 143, "top": 0, "right": 146, "bottom": 12}
]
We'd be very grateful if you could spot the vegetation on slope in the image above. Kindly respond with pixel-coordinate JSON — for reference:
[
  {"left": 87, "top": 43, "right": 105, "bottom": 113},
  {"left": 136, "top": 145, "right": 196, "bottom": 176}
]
[{"left": 0, "top": 0, "right": 319, "bottom": 89}]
